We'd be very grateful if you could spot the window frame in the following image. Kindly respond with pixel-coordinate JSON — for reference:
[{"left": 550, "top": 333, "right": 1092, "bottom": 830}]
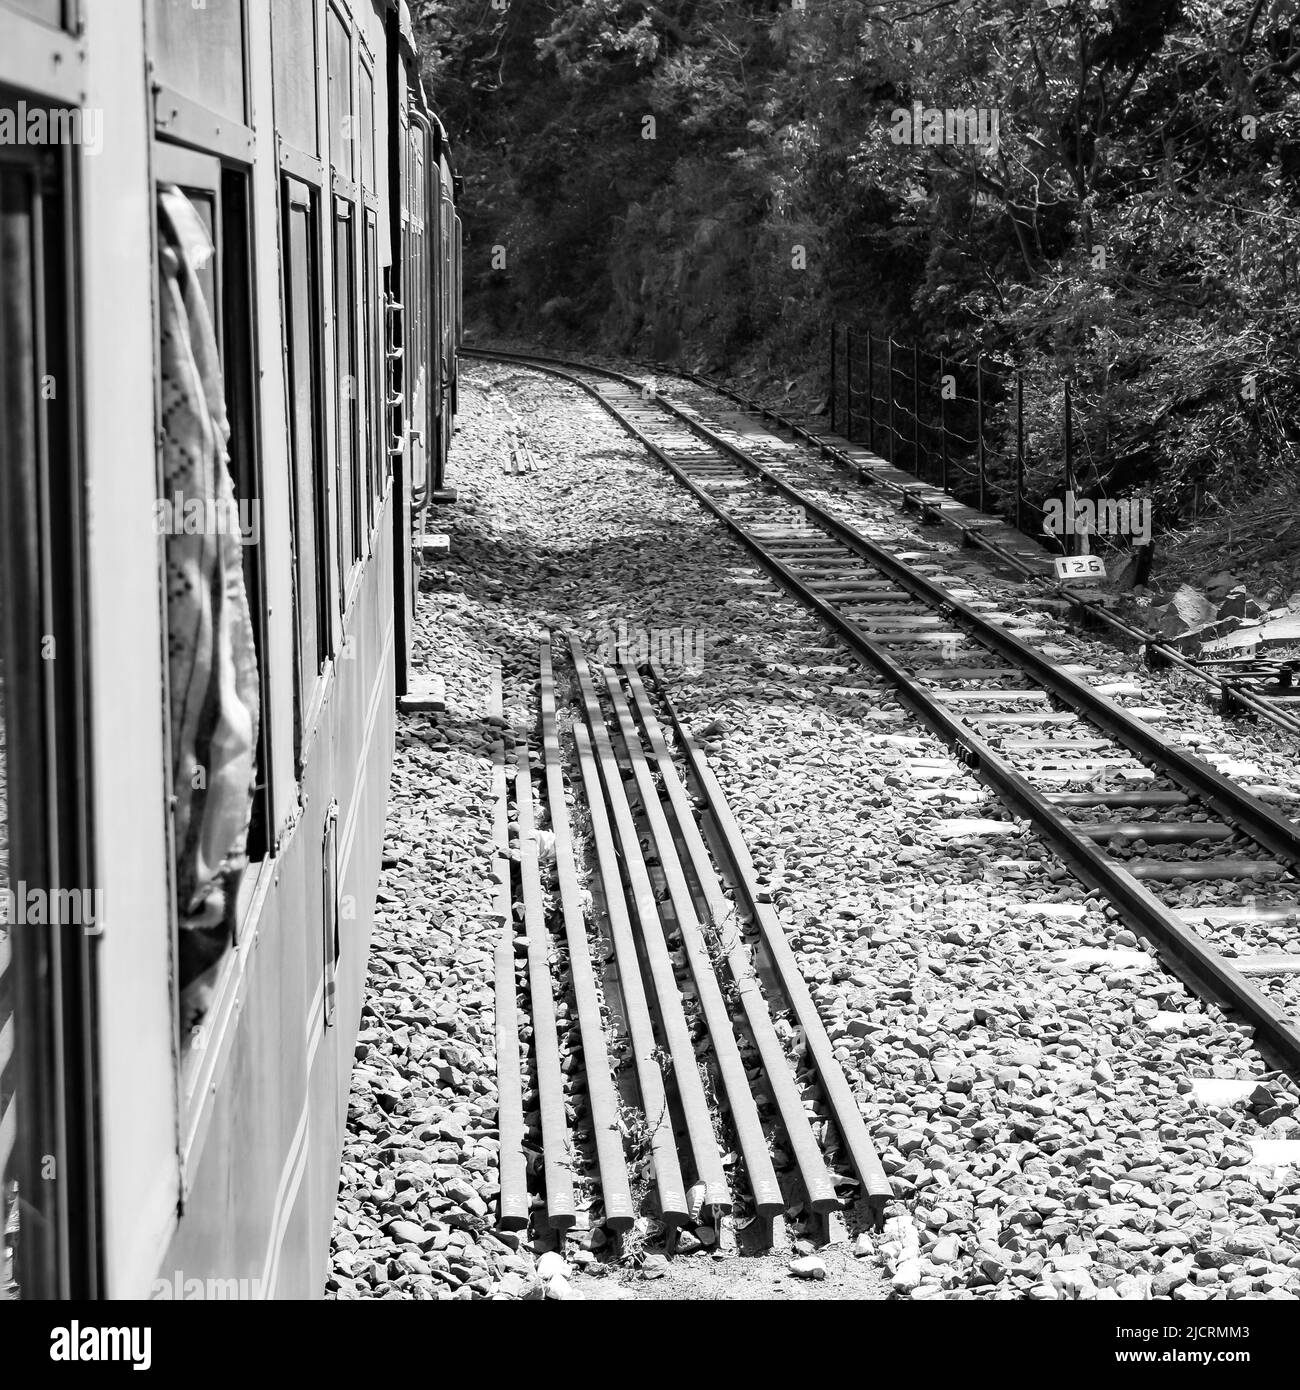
[
  {"left": 362, "top": 206, "right": 382, "bottom": 542},
  {"left": 152, "top": 140, "right": 273, "bottom": 882},
  {"left": 148, "top": 0, "right": 254, "bottom": 159},
  {"left": 280, "top": 172, "right": 331, "bottom": 761},
  {"left": 326, "top": 1, "right": 365, "bottom": 609},
  {"left": 270, "top": 0, "right": 319, "bottom": 162},
  {"left": 0, "top": 6, "right": 86, "bottom": 109},
  {"left": 332, "top": 194, "right": 361, "bottom": 597},
  {"left": 404, "top": 113, "right": 430, "bottom": 509},
  {"left": 0, "top": 114, "right": 99, "bottom": 1301}
]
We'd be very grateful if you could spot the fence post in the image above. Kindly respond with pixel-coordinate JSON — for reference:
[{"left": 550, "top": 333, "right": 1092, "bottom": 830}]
[
  {"left": 886, "top": 337, "right": 895, "bottom": 463},
  {"left": 1064, "top": 378, "right": 1074, "bottom": 557},
  {"left": 912, "top": 343, "right": 921, "bottom": 478},
  {"left": 845, "top": 327, "right": 855, "bottom": 442},
  {"left": 829, "top": 323, "right": 837, "bottom": 434},
  {"left": 976, "top": 356, "right": 986, "bottom": 512},
  {"left": 866, "top": 330, "right": 874, "bottom": 453},
  {"left": 1015, "top": 370, "right": 1025, "bottom": 535}
]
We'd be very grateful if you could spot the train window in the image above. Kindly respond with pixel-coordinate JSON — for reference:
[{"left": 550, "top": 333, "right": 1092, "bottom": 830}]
[
  {"left": 282, "top": 177, "right": 328, "bottom": 738},
  {"left": 148, "top": 0, "right": 247, "bottom": 125},
  {"left": 153, "top": 146, "right": 271, "bottom": 884},
  {"left": 217, "top": 168, "right": 271, "bottom": 865},
  {"left": 271, "top": 0, "right": 318, "bottom": 158},
  {"left": 333, "top": 200, "right": 360, "bottom": 583},
  {"left": 326, "top": 6, "right": 353, "bottom": 185},
  {"left": 0, "top": 115, "right": 98, "bottom": 1300},
  {"left": 156, "top": 176, "right": 263, "bottom": 1056},
  {"left": 358, "top": 61, "right": 375, "bottom": 192}
]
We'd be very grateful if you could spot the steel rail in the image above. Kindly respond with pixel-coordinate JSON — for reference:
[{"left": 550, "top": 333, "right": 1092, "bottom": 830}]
[
  {"left": 463, "top": 345, "right": 1300, "bottom": 740},
  {"left": 514, "top": 741, "right": 577, "bottom": 1228},
  {"left": 475, "top": 351, "right": 1300, "bottom": 1075},
  {"left": 538, "top": 644, "right": 636, "bottom": 1229},
  {"left": 679, "top": 454, "right": 1300, "bottom": 872},
  {"left": 567, "top": 636, "right": 732, "bottom": 1209},
  {"left": 601, "top": 659, "right": 785, "bottom": 1216},
  {"left": 619, "top": 661, "right": 840, "bottom": 1214},
  {"left": 653, "top": 359, "right": 1300, "bottom": 738},
  {"left": 646, "top": 666, "right": 895, "bottom": 1218},
  {"left": 469, "top": 348, "right": 1300, "bottom": 875},
  {"left": 572, "top": 721, "right": 690, "bottom": 1223},
  {"left": 490, "top": 659, "right": 530, "bottom": 1229}
]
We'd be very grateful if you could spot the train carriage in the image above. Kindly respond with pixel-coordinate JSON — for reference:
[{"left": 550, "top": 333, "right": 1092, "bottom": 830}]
[{"left": 0, "top": 0, "right": 460, "bottom": 1300}]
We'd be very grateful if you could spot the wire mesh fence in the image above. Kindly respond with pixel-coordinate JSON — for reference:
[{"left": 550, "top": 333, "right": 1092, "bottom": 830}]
[{"left": 830, "top": 321, "right": 1107, "bottom": 557}]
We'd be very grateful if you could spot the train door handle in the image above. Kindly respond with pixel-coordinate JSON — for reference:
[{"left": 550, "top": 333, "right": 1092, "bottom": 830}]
[{"left": 321, "top": 799, "right": 340, "bottom": 1030}]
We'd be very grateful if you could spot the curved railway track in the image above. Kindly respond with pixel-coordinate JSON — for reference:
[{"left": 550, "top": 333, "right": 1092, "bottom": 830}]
[
  {"left": 465, "top": 346, "right": 1300, "bottom": 1082},
  {"left": 475, "top": 344, "right": 1300, "bottom": 741},
  {"left": 658, "top": 360, "right": 1300, "bottom": 743}
]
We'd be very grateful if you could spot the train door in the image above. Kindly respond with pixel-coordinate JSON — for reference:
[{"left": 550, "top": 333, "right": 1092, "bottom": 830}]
[
  {"left": 426, "top": 147, "right": 443, "bottom": 496},
  {"left": 435, "top": 152, "right": 454, "bottom": 488},
  {"left": 405, "top": 113, "right": 429, "bottom": 510},
  {"left": 391, "top": 97, "right": 427, "bottom": 698}
]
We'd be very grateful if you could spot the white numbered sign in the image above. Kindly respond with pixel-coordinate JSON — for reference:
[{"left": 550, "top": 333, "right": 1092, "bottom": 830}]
[{"left": 1054, "top": 554, "right": 1107, "bottom": 581}]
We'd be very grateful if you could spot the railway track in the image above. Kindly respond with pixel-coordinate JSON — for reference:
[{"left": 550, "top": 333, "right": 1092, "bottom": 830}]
[
  {"left": 657, "top": 360, "right": 1300, "bottom": 742},
  {"left": 467, "top": 347, "right": 1300, "bottom": 1093},
  {"left": 470, "top": 344, "right": 1300, "bottom": 741}
]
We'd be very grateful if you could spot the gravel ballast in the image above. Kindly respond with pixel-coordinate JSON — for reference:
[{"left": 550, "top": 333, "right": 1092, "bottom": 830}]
[{"left": 329, "top": 358, "right": 1300, "bottom": 1301}]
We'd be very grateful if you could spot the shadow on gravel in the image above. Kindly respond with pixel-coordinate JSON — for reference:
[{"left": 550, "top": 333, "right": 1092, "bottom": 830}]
[{"left": 418, "top": 516, "right": 838, "bottom": 702}]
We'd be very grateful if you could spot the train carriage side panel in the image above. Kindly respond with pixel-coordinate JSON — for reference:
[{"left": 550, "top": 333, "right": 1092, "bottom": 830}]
[
  {"left": 389, "top": 86, "right": 414, "bottom": 697},
  {"left": 390, "top": 39, "right": 432, "bottom": 699},
  {"left": 0, "top": 0, "right": 159, "bottom": 1301},
  {"left": 150, "top": 0, "right": 327, "bottom": 1299},
  {"left": 151, "top": 0, "right": 398, "bottom": 1298},
  {"left": 3, "top": 0, "right": 408, "bottom": 1301}
]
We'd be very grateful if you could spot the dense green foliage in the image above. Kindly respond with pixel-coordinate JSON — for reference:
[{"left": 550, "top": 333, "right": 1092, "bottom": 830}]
[{"left": 418, "top": 0, "right": 1300, "bottom": 526}]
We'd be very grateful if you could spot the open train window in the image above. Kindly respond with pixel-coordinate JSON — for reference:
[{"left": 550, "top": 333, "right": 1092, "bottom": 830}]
[
  {"left": 154, "top": 151, "right": 265, "bottom": 1060},
  {"left": 281, "top": 175, "right": 330, "bottom": 746},
  {"left": 0, "top": 105, "right": 99, "bottom": 1300},
  {"left": 153, "top": 145, "right": 271, "bottom": 876}
]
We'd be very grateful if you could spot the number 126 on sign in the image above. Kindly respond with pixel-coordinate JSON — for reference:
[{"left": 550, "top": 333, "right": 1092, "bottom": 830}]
[{"left": 1054, "top": 554, "right": 1107, "bottom": 581}]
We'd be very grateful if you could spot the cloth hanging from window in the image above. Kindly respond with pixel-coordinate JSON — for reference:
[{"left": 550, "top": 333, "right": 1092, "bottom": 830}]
[{"left": 157, "top": 186, "right": 259, "bottom": 942}]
